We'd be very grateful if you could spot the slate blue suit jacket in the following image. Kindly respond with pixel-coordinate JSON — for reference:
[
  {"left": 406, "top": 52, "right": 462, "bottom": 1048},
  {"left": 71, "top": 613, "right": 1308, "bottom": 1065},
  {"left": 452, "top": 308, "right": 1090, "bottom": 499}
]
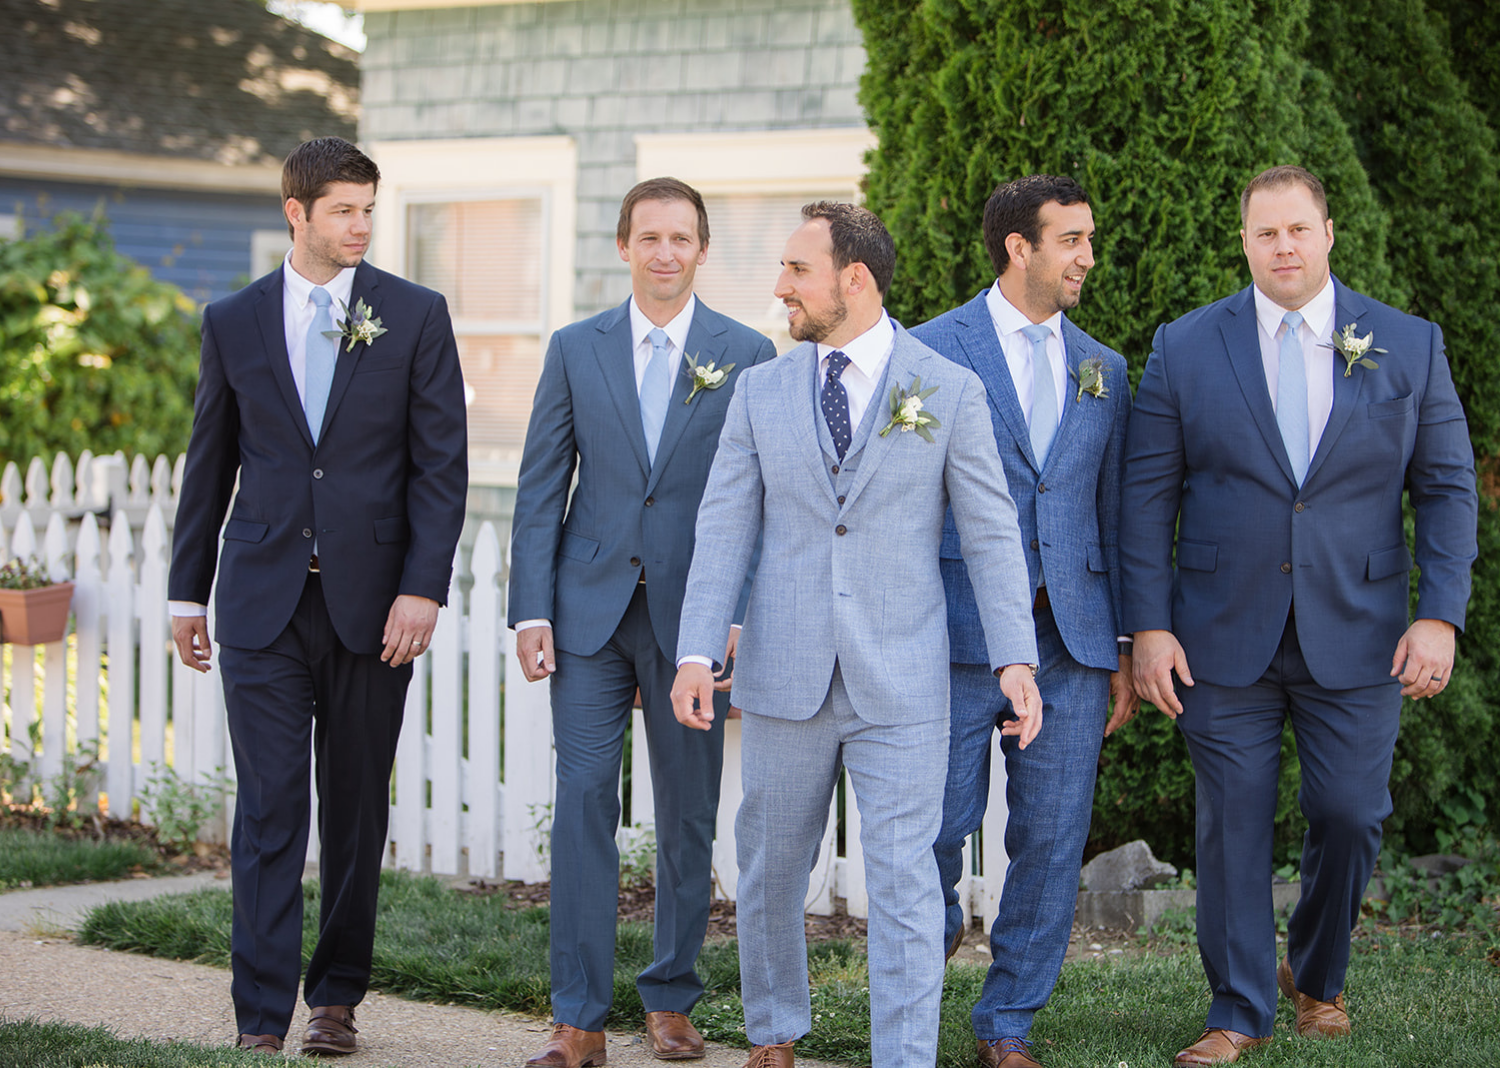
[
  {"left": 168, "top": 260, "right": 470, "bottom": 655},
  {"left": 677, "top": 323, "right": 1037, "bottom": 724},
  {"left": 1120, "top": 279, "right": 1478, "bottom": 690},
  {"left": 507, "top": 298, "right": 776, "bottom": 661},
  {"left": 913, "top": 291, "right": 1130, "bottom": 671}
]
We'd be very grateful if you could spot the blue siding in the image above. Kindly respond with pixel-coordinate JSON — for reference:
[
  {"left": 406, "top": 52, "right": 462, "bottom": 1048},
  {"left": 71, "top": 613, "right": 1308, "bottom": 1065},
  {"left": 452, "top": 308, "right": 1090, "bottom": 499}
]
[{"left": 0, "top": 177, "right": 286, "bottom": 304}]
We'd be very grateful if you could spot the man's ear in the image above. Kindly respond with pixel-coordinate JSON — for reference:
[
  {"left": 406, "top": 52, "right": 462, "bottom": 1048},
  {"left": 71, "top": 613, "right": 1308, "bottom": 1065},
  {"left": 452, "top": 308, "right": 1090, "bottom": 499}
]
[
  {"left": 285, "top": 197, "right": 307, "bottom": 232},
  {"left": 1004, "top": 232, "right": 1031, "bottom": 272},
  {"left": 845, "top": 262, "right": 871, "bottom": 297}
]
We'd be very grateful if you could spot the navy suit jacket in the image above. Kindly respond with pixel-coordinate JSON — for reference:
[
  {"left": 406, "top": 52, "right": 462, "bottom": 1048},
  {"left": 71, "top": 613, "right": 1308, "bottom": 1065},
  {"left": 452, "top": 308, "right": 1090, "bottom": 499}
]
[
  {"left": 507, "top": 298, "right": 776, "bottom": 662},
  {"left": 1120, "top": 278, "right": 1477, "bottom": 690},
  {"left": 168, "top": 261, "right": 469, "bottom": 655},
  {"left": 913, "top": 291, "right": 1130, "bottom": 671}
]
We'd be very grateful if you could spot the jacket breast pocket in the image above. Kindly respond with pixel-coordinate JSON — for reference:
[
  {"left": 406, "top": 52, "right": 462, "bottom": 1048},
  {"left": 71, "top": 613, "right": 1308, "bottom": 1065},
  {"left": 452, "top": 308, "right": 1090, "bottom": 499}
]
[
  {"left": 558, "top": 530, "right": 600, "bottom": 563},
  {"left": 356, "top": 355, "right": 406, "bottom": 374},
  {"left": 1176, "top": 539, "right": 1218, "bottom": 572},
  {"left": 223, "top": 518, "right": 268, "bottom": 543},
  {"left": 1367, "top": 394, "right": 1414, "bottom": 419}
]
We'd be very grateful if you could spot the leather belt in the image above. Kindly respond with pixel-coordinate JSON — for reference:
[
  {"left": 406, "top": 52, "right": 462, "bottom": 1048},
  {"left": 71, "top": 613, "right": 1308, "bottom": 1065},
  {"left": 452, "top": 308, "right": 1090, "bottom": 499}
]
[
  {"left": 309, "top": 554, "right": 320, "bottom": 573},
  {"left": 1033, "top": 585, "right": 1049, "bottom": 611}
]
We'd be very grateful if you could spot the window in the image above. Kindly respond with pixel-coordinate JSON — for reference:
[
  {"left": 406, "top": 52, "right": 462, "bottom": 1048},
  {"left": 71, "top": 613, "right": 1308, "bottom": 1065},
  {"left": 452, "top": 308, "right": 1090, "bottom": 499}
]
[
  {"left": 0, "top": 214, "right": 22, "bottom": 240},
  {"left": 250, "top": 229, "right": 290, "bottom": 278}
]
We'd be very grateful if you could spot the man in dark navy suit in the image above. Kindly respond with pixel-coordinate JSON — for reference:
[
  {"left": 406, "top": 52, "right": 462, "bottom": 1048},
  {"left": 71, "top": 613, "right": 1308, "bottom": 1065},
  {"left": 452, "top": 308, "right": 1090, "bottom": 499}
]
[{"left": 169, "top": 137, "right": 467, "bottom": 1056}]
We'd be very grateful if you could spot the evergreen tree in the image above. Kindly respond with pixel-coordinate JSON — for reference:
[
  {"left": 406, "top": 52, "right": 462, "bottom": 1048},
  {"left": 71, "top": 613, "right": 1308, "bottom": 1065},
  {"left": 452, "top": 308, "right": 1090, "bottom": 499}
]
[{"left": 1428, "top": 0, "right": 1500, "bottom": 134}]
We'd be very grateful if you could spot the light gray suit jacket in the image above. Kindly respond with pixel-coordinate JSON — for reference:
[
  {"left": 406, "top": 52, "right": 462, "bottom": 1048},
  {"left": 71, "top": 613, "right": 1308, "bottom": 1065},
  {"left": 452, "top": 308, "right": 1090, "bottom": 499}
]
[{"left": 677, "top": 322, "right": 1037, "bottom": 725}]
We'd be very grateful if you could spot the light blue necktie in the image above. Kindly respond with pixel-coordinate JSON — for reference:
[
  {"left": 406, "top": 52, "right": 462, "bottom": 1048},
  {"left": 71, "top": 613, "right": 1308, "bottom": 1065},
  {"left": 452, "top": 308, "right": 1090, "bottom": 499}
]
[
  {"left": 1276, "top": 310, "right": 1309, "bottom": 485},
  {"left": 641, "top": 327, "right": 673, "bottom": 464},
  {"left": 304, "top": 286, "right": 337, "bottom": 445},
  {"left": 1023, "top": 323, "right": 1058, "bottom": 466}
]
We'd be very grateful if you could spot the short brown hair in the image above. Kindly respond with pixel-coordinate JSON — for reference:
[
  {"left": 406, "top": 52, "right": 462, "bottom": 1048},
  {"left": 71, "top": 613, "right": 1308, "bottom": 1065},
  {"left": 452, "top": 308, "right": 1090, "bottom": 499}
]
[
  {"left": 281, "top": 137, "right": 381, "bottom": 237},
  {"left": 800, "top": 201, "right": 896, "bottom": 295},
  {"left": 616, "top": 177, "right": 710, "bottom": 247},
  {"left": 1240, "top": 165, "right": 1328, "bottom": 223}
]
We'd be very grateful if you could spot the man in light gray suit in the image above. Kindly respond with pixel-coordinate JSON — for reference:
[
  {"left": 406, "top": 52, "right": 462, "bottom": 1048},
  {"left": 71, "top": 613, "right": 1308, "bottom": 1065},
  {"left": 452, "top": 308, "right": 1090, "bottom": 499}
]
[{"left": 672, "top": 203, "right": 1043, "bottom": 1068}]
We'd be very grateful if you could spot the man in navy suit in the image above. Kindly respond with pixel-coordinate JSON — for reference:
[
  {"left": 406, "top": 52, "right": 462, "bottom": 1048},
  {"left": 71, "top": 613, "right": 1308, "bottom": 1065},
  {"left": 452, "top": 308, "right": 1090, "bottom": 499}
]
[
  {"left": 508, "top": 178, "right": 775, "bottom": 1067},
  {"left": 1121, "top": 165, "right": 1477, "bottom": 1066},
  {"left": 169, "top": 137, "right": 468, "bottom": 1055},
  {"left": 912, "top": 175, "right": 1136, "bottom": 1068}
]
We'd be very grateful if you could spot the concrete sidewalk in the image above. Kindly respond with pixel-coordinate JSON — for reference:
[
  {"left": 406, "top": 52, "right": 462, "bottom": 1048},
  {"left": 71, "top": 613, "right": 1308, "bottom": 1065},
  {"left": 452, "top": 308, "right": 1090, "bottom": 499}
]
[{"left": 0, "top": 875, "right": 837, "bottom": 1068}]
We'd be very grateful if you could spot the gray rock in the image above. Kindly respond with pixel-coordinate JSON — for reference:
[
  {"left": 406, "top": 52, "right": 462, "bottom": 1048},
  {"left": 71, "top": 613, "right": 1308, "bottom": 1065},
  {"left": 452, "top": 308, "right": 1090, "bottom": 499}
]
[
  {"left": 1080, "top": 840, "right": 1177, "bottom": 892},
  {"left": 1408, "top": 854, "right": 1471, "bottom": 877}
]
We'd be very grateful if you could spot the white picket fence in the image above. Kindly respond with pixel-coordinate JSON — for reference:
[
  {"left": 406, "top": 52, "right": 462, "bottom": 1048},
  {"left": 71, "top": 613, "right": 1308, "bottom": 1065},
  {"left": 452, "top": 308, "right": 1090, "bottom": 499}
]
[{"left": 0, "top": 450, "right": 1012, "bottom": 927}]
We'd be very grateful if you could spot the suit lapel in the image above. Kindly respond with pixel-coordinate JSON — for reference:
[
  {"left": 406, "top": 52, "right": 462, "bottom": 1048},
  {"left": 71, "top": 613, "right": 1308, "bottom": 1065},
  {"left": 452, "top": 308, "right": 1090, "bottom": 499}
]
[
  {"left": 647, "top": 302, "right": 727, "bottom": 492},
  {"left": 793, "top": 345, "right": 841, "bottom": 508},
  {"left": 1049, "top": 317, "right": 1098, "bottom": 468},
  {"left": 1221, "top": 286, "right": 1298, "bottom": 488},
  {"left": 953, "top": 293, "right": 1036, "bottom": 470},
  {"left": 1306, "top": 280, "right": 1369, "bottom": 484},
  {"left": 254, "top": 269, "right": 314, "bottom": 450},
  {"left": 317, "top": 261, "right": 380, "bottom": 444},
  {"left": 841, "top": 330, "right": 916, "bottom": 511},
  {"left": 592, "top": 301, "right": 652, "bottom": 479}
]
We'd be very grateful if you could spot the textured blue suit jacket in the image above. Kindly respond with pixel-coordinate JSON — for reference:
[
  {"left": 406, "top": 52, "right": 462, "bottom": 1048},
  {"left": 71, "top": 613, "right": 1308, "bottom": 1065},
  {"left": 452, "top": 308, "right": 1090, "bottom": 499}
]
[
  {"left": 168, "top": 260, "right": 469, "bottom": 655},
  {"left": 508, "top": 298, "right": 776, "bottom": 661},
  {"left": 913, "top": 291, "right": 1130, "bottom": 671},
  {"left": 1120, "top": 279, "right": 1478, "bottom": 690}
]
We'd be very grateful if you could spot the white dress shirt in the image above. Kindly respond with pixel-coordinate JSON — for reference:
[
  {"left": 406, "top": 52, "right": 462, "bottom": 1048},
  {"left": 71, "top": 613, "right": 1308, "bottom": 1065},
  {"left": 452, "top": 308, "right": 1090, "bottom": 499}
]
[
  {"left": 815, "top": 310, "right": 896, "bottom": 430},
  {"left": 170, "top": 254, "right": 357, "bottom": 619},
  {"left": 985, "top": 282, "right": 1067, "bottom": 429},
  {"left": 1253, "top": 276, "right": 1337, "bottom": 467}
]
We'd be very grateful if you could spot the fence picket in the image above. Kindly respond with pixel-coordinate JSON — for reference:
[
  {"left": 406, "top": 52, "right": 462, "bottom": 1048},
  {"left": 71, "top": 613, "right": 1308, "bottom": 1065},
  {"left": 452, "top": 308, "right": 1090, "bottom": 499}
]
[
  {"left": 73, "top": 514, "right": 104, "bottom": 814},
  {"left": 466, "top": 524, "right": 502, "bottom": 879},
  {"left": 137, "top": 507, "right": 169, "bottom": 791},
  {"left": 105, "top": 511, "right": 136, "bottom": 817},
  {"left": 37, "top": 514, "right": 70, "bottom": 785},
  {"left": 429, "top": 559, "right": 464, "bottom": 874}
]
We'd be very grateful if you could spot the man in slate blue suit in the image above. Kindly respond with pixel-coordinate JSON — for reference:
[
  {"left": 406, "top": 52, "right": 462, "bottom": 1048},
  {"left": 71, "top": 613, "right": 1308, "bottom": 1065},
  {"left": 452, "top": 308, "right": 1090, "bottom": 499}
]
[
  {"left": 1121, "top": 165, "right": 1477, "bottom": 1067},
  {"left": 911, "top": 175, "right": 1137, "bottom": 1068},
  {"left": 169, "top": 137, "right": 468, "bottom": 1055},
  {"left": 508, "top": 178, "right": 776, "bottom": 1068},
  {"left": 672, "top": 202, "right": 1043, "bottom": 1068}
]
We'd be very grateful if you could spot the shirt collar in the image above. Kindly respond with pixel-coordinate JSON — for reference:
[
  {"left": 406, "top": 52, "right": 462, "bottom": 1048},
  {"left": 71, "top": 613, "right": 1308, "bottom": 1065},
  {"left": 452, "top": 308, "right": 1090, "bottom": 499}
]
[
  {"left": 986, "top": 281, "right": 1063, "bottom": 345},
  {"left": 283, "top": 251, "right": 357, "bottom": 313},
  {"left": 817, "top": 310, "right": 895, "bottom": 379},
  {"left": 629, "top": 294, "right": 697, "bottom": 354},
  {"left": 1252, "top": 275, "right": 1336, "bottom": 340}
]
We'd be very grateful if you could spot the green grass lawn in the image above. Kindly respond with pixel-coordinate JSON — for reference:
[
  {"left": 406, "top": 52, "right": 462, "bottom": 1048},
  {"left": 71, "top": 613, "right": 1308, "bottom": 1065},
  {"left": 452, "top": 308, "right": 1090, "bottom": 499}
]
[
  {"left": 0, "top": 1018, "right": 271, "bottom": 1067},
  {"left": 78, "top": 871, "right": 1500, "bottom": 1067},
  {"left": 0, "top": 826, "right": 158, "bottom": 891}
]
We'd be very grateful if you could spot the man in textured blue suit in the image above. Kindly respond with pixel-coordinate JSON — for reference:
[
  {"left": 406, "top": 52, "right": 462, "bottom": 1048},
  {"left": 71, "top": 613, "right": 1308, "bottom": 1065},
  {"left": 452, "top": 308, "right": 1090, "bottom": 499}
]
[
  {"left": 911, "top": 175, "right": 1137, "bottom": 1068},
  {"left": 508, "top": 178, "right": 776, "bottom": 1067},
  {"left": 1120, "top": 165, "right": 1477, "bottom": 1067}
]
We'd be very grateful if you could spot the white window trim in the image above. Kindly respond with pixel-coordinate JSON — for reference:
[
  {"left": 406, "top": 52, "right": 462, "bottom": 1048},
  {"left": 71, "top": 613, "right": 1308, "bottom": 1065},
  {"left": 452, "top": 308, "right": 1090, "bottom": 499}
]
[
  {"left": 250, "top": 228, "right": 291, "bottom": 280},
  {"left": 0, "top": 214, "right": 20, "bottom": 240},
  {"left": 634, "top": 127, "right": 876, "bottom": 198}
]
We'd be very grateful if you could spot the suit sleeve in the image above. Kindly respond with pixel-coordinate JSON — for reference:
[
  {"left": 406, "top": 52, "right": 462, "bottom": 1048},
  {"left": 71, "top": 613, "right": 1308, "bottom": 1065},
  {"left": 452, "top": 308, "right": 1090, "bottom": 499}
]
[
  {"left": 1097, "top": 355, "right": 1132, "bottom": 637},
  {"left": 944, "top": 373, "right": 1038, "bottom": 671},
  {"left": 1119, "top": 325, "right": 1184, "bottom": 635},
  {"left": 1408, "top": 322, "right": 1478, "bottom": 629},
  {"left": 167, "top": 304, "right": 241, "bottom": 604},
  {"left": 730, "top": 333, "right": 779, "bottom": 626},
  {"left": 507, "top": 329, "right": 578, "bottom": 628},
  {"left": 678, "top": 377, "right": 764, "bottom": 666},
  {"left": 399, "top": 293, "right": 468, "bottom": 605}
]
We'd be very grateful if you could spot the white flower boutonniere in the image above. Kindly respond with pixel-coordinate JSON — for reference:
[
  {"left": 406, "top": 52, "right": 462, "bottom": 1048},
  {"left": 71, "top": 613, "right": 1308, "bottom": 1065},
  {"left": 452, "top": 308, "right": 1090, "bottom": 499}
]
[
  {"left": 1323, "top": 322, "right": 1385, "bottom": 378},
  {"left": 324, "top": 297, "right": 388, "bottom": 353},
  {"left": 1072, "top": 357, "right": 1109, "bottom": 402},
  {"left": 878, "top": 376, "right": 941, "bottom": 442},
  {"left": 683, "top": 351, "right": 736, "bottom": 404}
]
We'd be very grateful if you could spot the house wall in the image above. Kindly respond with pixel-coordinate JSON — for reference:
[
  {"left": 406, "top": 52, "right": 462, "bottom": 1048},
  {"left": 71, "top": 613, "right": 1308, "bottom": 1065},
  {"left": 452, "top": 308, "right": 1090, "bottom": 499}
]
[{"left": 360, "top": 0, "right": 867, "bottom": 319}]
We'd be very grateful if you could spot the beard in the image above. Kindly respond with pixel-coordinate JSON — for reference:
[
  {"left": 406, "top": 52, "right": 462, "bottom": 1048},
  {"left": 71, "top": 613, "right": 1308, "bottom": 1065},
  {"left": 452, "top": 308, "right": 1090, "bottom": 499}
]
[{"left": 787, "top": 285, "right": 848, "bottom": 343}]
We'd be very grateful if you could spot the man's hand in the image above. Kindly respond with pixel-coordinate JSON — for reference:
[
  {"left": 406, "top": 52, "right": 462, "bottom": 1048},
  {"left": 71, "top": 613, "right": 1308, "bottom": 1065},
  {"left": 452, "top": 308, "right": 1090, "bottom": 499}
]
[
  {"left": 381, "top": 594, "right": 440, "bottom": 667},
  {"left": 672, "top": 662, "right": 717, "bottom": 731},
  {"left": 172, "top": 616, "right": 213, "bottom": 673},
  {"left": 1392, "top": 617, "right": 1456, "bottom": 699},
  {"left": 516, "top": 625, "right": 556, "bottom": 682},
  {"left": 1132, "top": 629, "right": 1192, "bottom": 718},
  {"left": 715, "top": 626, "right": 739, "bottom": 692},
  {"left": 996, "top": 664, "right": 1044, "bottom": 749},
  {"left": 1104, "top": 653, "right": 1141, "bottom": 735}
]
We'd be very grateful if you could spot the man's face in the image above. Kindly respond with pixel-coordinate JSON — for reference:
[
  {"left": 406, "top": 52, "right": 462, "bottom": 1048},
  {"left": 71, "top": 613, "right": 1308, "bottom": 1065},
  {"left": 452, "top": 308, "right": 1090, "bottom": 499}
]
[
  {"left": 1240, "top": 183, "right": 1334, "bottom": 311},
  {"left": 1018, "top": 200, "right": 1095, "bottom": 318},
  {"left": 618, "top": 198, "right": 707, "bottom": 309},
  {"left": 288, "top": 181, "right": 374, "bottom": 277},
  {"left": 774, "top": 219, "right": 848, "bottom": 343}
]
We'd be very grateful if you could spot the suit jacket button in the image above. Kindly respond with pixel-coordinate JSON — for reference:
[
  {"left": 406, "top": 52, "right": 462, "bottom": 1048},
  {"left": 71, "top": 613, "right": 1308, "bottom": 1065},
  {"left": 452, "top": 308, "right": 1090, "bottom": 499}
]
[
  {"left": 630, "top": 556, "right": 642, "bottom": 567},
  {"left": 1280, "top": 562, "right": 1292, "bottom": 574},
  {"left": 645, "top": 496, "right": 655, "bottom": 506},
  {"left": 313, "top": 469, "right": 324, "bottom": 479},
  {"left": 1030, "top": 539, "right": 1040, "bottom": 550},
  {"left": 837, "top": 495, "right": 846, "bottom": 505},
  {"left": 302, "top": 528, "right": 313, "bottom": 538},
  {"left": 1037, "top": 482, "right": 1047, "bottom": 493},
  {"left": 831, "top": 464, "right": 839, "bottom": 475},
  {"left": 835, "top": 525, "right": 847, "bottom": 536},
  {"left": 1294, "top": 501, "right": 1305, "bottom": 512}
]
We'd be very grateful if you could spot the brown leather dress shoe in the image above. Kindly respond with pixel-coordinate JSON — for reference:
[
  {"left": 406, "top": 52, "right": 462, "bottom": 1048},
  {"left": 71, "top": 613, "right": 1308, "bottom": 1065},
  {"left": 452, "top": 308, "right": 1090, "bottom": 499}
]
[
  {"left": 1173, "top": 1029, "right": 1271, "bottom": 1066},
  {"left": 644, "top": 1011, "right": 705, "bottom": 1060},
  {"left": 978, "top": 1036, "right": 1042, "bottom": 1067},
  {"left": 742, "top": 1039, "right": 794, "bottom": 1067},
  {"left": 1277, "top": 956, "right": 1351, "bottom": 1038},
  {"left": 237, "top": 1033, "right": 283, "bottom": 1054},
  {"left": 526, "top": 1022, "right": 607, "bottom": 1067},
  {"left": 301, "top": 1005, "right": 358, "bottom": 1055}
]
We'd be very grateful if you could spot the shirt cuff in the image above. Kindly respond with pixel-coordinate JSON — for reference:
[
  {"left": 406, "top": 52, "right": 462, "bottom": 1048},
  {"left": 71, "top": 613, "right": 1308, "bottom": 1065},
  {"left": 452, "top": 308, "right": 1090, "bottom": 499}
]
[
  {"left": 677, "top": 655, "right": 715, "bottom": 668},
  {"left": 514, "top": 619, "right": 551, "bottom": 632},
  {"left": 169, "top": 601, "right": 206, "bottom": 618}
]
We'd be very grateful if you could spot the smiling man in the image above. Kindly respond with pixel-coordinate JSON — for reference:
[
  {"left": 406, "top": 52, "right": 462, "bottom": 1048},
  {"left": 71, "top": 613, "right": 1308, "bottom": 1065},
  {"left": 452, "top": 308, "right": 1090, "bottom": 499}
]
[
  {"left": 1120, "top": 165, "right": 1477, "bottom": 1066},
  {"left": 508, "top": 178, "right": 774, "bottom": 1067},
  {"left": 910, "top": 175, "right": 1136, "bottom": 1068}
]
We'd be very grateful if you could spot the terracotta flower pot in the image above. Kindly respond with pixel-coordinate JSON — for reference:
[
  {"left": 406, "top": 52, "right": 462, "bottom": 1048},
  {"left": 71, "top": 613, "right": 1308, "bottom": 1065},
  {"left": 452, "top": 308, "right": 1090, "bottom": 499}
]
[{"left": 0, "top": 581, "right": 75, "bottom": 645}]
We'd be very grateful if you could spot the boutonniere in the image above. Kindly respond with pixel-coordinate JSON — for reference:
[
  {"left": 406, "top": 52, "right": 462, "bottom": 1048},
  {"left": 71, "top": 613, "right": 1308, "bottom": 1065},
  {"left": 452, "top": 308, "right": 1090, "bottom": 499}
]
[
  {"left": 878, "top": 376, "right": 941, "bottom": 442},
  {"left": 683, "top": 351, "right": 735, "bottom": 404},
  {"left": 1323, "top": 322, "right": 1385, "bottom": 378},
  {"left": 1071, "top": 357, "right": 1109, "bottom": 402},
  {"left": 323, "top": 297, "right": 388, "bottom": 353}
]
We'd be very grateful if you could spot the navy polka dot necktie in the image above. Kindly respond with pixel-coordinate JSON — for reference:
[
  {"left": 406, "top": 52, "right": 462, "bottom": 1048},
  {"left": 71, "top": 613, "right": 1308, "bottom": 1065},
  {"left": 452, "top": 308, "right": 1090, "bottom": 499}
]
[{"left": 821, "top": 350, "right": 852, "bottom": 460}]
